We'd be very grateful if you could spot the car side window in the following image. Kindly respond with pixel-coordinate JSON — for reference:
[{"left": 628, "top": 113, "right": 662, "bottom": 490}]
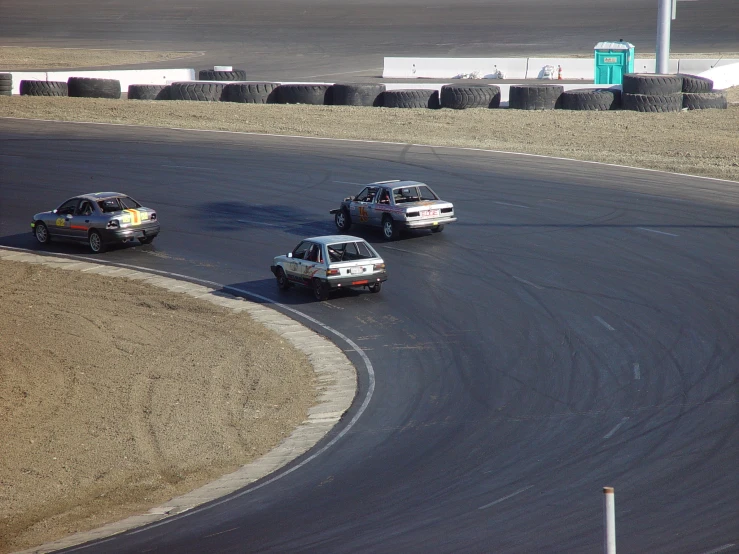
[
  {"left": 98, "top": 199, "right": 121, "bottom": 213},
  {"left": 378, "top": 189, "right": 391, "bottom": 204},
  {"left": 355, "top": 186, "right": 378, "bottom": 203},
  {"left": 292, "top": 241, "right": 310, "bottom": 259},
  {"left": 356, "top": 241, "right": 378, "bottom": 258},
  {"left": 56, "top": 199, "right": 79, "bottom": 216},
  {"left": 77, "top": 201, "right": 93, "bottom": 216}
]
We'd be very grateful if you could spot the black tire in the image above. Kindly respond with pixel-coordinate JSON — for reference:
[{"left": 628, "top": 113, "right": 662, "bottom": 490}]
[
  {"left": 169, "top": 82, "right": 225, "bottom": 102},
  {"left": 0, "top": 90, "right": 11, "bottom": 96},
  {"left": 559, "top": 88, "right": 621, "bottom": 111},
  {"left": 20, "top": 80, "right": 68, "bottom": 96},
  {"left": 622, "top": 93, "right": 682, "bottom": 112},
  {"left": 440, "top": 84, "right": 501, "bottom": 109},
  {"left": 678, "top": 74, "right": 714, "bottom": 93},
  {"left": 335, "top": 209, "right": 351, "bottom": 232},
  {"left": 382, "top": 215, "right": 399, "bottom": 240},
  {"left": 223, "top": 82, "right": 279, "bottom": 103},
  {"left": 275, "top": 84, "right": 332, "bottom": 105},
  {"left": 138, "top": 236, "right": 155, "bottom": 245},
  {"left": 276, "top": 267, "right": 291, "bottom": 290},
  {"left": 34, "top": 222, "right": 51, "bottom": 245},
  {"left": 68, "top": 77, "right": 121, "bottom": 99},
  {"left": 682, "top": 91, "right": 728, "bottom": 110},
  {"left": 431, "top": 224, "right": 444, "bottom": 233},
  {"left": 198, "top": 69, "right": 247, "bottom": 81},
  {"left": 88, "top": 230, "right": 106, "bottom": 253},
  {"left": 312, "top": 278, "right": 329, "bottom": 301},
  {"left": 331, "top": 83, "right": 386, "bottom": 107},
  {"left": 508, "top": 84, "right": 564, "bottom": 110},
  {"left": 383, "top": 89, "right": 440, "bottom": 109},
  {"left": 622, "top": 73, "right": 682, "bottom": 96},
  {"left": 0, "top": 73, "right": 11, "bottom": 82},
  {"left": 368, "top": 282, "right": 382, "bottom": 293},
  {"left": 127, "top": 84, "right": 170, "bottom": 100}
]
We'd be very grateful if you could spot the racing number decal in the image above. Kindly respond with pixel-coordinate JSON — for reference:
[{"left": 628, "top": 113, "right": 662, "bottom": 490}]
[
  {"left": 122, "top": 209, "right": 148, "bottom": 225},
  {"left": 358, "top": 206, "right": 369, "bottom": 223},
  {"left": 55, "top": 217, "right": 65, "bottom": 227}
]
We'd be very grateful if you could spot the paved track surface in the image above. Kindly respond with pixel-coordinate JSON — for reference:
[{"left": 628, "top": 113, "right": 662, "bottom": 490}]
[
  {"left": 1, "top": 0, "right": 738, "bottom": 79},
  {"left": 1, "top": 119, "right": 737, "bottom": 553}
]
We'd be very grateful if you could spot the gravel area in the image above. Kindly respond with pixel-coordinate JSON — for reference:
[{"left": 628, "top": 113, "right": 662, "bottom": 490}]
[{"left": 0, "top": 260, "right": 315, "bottom": 553}]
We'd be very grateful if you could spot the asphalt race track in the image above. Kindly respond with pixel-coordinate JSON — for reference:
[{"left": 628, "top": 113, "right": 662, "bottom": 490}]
[
  {"left": 1, "top": 119, "right": 737, "bottom": 553},
  {"left": 1, "top": 0, "right": 739, "bottom": 80}
]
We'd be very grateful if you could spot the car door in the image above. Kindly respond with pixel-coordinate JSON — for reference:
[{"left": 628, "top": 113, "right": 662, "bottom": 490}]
[
  {"left": 51, "top": 198, "right": 81, "bottom": 238},
  {"left": 286, "top": 241, "right": 311, "bottom": 282},
  {"left": 299, "top": 242, "right": 325, "bottom": 284},
  {"left": 350, "top": 186, "right": 377, "bottom": 226},
  {"left": 67, "top": 200, "right": 94, "bottom": 240}
]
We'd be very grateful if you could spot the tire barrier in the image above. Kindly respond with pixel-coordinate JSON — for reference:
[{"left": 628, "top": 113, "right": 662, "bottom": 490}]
[
  {"left": 275, "top": 84, "right": 332, "bottom": 105},
  {"left": 440, "top": 84, "right": 501, "bottom": 109},
  {"left": 0, "top": 72, "right": 13, "bottom": 96},
  {"left": 223, "top": 82, "right": 279, "bottom": 103},
  {"left": 683, "top": 91, "right": 728, "bottom": 110},
  {"left": 622, "top": 93, "right": 682, "bottom": 112},
  {"left": 198, "top": 69, "right": 247, "bottom": 81},
  {"left": 127, "top": 84, "right": 170, "bottom": 100},
  {"left": 383, "top": 89, "right": 440, "bottom": 109},
  {"left": 67, "top": 77, "right": 121, "bottom": 99},
  {"left": 20, "top": 80, "right": 68, "bottom": 97},
  {"left": 169, "top": 82, "right": 225, "bottom": 101},
  {"left": 559, "top": 88, "right": 620, "bottom": 111},
  {"left": 622, "top": 73, "right": 682, "bottom": 96},
  {"left": 508, "top": 84, "right": 563, "bottom": 110},
  {"left": 331, "top": 83, "right": 386, "bottom": 107},
  {"left": 678, "top": 73, "right": 714, "bottom": 94}
]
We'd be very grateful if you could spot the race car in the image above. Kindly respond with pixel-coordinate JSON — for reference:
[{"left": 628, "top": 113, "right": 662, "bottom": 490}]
[
  {"left": 271, "top": 235, "right": 387, "bottom": 301},
  {"left": 330, "top": 180, "right": 456, "bottom": 240},
  {"left": 31, "top": 192, "right": 160, "bottom": 253}
]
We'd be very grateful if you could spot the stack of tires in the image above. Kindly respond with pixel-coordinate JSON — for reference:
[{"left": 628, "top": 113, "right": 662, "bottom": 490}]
[
  {"left": 0, "top": 73, "right": 12, "bottom": 96},
  {"left": 622, "top": 73, "right": 726, "bottom": 112},
  {"left": 679, "top": 74, "right": 727, "bottom": 110}
]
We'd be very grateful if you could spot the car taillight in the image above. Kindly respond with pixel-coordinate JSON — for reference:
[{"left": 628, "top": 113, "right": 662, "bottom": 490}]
[
  {"left": 373, "top": 263, "right": 385, "bottom": 271},
  {"left": 150, "top": 212, "right": 157, "bottom": 220},
  {"left": 107, "top": 220, "right": 120, "bottom": 229},
  {"left": 407, "top": 211, "right": 419, "bottom": 218},
  {"left": 327, "top": 269, "right": 340, "bottom": 276},
  {"left": 441, "top": 207, "right": 453, "bottom": 214}
]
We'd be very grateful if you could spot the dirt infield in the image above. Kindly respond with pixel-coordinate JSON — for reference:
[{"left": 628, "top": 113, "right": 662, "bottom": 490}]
[
  {"left": 0, "top": 260, "right": 316, "bottom": 553},
  {"left": 0, "top": 47, "right": 200, "bottom": 70}
]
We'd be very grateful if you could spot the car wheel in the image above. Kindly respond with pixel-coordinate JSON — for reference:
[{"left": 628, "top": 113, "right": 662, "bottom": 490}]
[
  {"left": 312, "top": 278, "right": 329, "bottom": 301},
  {"left": 34, "top": 222, "right": 51, "bottom": 244},
  {"left": 139, "top": 236, "right": 154, "bottom": 245},
  {"left": 335, "top": 209, "right": 351, "bottom": 232},
  {"left": 431, "top": 224, "right": 445, "bottom": 233},
  {"left": 276, "top": 267, "right": 291, "bottom": 290},
  {"left": 369, "top": 282, "right": 382, "bottom": 293},
  {"left": 88, "top": 230, "right": 106, "bottom": 253},
  {"left": 382, "top": 215, "right": 398, "bottom": 240}
]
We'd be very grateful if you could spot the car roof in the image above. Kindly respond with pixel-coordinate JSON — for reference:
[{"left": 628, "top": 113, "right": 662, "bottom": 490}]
[
  {"left": 368, "top": 180, "right": 425, "bottom": 189},
  {"left": 303, "top": 235, "right": 368, "bottom": 245},
  {"left": 76, "top": 192, "right": 128, "bottom": 201}
]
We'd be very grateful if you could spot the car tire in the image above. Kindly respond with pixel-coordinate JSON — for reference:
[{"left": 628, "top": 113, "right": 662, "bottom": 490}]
[
  {"left": 20, "top": 80, "right": 69, "bottom": 96},
  {"left": 431, "top": 224, "right": 444, "bottom": 233},
  {"left": 382, "top": 215, "right": 399, "bottom": 240},
  {"left": 383, "top": 89, "right": 440, "bottom": 109},
  {"left": 558, "top": 88, "right": 621, "bottom": 111},
  {"left": 622, "top": 73, "right": 683, "bottom": 96},
  {"left": 331, "top": 83, "right": 386, "bottom": 106},
  {"left": 67, "top": 77, "right": 121, "bottom": 99},
  {"left": 368, "top": 282, "right": 382, "bottom": 293},
  {"left": 335, "top": 209, "right": 351, "bottom": 232},
  {"left": 138, "top": 236, "right": 155, "bottom": 245},
  {"left": 276, "top": 267, "right": 291, "bottom": 290},
  {"left": 127, "top": 84, "right": 170, "bottom": 100},
  {"left": 440, "top": 84, "right": 501, "bottom": 109},
  {"left": 34, "top": 222, "right": 51, "bottom": 244},
  {"left": 508, "top": 84, "right": 564, "bottom": 110},
  {"left": 682, "top": 91, "right": 728, "bottom": 110},
  {"left": 88, "top": 230, "right": 106, "bottom": 253},
  {"left": 622, "top": 93, "right": 682, "bottom": 112},
  {"left": 312, "top": 278, "right": 329, "bottom": 301},
  {"left": 223, "top": 82, "right": 279, "bottom": 103},
  {"left": 198, "top": 69, "right": 247, "bottom": 81},
  {"left": 169, "top": 82, "right": 226, "bottom": 102},
  {"left": 679, "top": 73, "right": 713, "bottom": 94},
  {"left": 275, "top": 84, "right": 332, "bottom": 105}
]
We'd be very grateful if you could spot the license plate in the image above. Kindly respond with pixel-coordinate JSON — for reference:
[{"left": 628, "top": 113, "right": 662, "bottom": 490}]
[
  {"left": 350, "top": 267, "right": 365, "bottom": 275},
  {"left": 420, "top": 209, "right": 439, "bottom": 217}
]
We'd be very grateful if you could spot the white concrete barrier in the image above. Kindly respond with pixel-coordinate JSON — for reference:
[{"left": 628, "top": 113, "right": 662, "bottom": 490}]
[
  {"left": 383, "top": 57, "right": 528, "bottom": 79},
  {"left": 526, "top": 58, "right": 593, "bottom": 80},
  {"left": 9, "top": 69, "right": 196, "bottom": 95},
  {"left": 698, "top": 61, "right": 739, "bottom": 90},
  {"left": 678, "top": 58, "right": 739, "bottom": 75}
]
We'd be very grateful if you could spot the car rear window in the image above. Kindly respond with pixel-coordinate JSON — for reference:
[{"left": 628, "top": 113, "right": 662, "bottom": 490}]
[
  {"left": 328, "top": 241, "right": 379, "bottom": 262},
  {"left": 417, "top": 185, "right": 439, "bottom": 201},
  {"left": 98, "top": 198, "right": 121, "bottom": 213},
  {"left": 119, "top": 196, "right": 141, "bottom": 209}
]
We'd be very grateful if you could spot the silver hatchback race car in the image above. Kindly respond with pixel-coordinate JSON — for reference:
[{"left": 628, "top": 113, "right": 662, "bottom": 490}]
[
  {"left": 31, "top": 192, "right": 160, "bottom": 253},
  {"left": 271, "top": 235, "right": 387, "bottom": 301},
  {"left": 330, "top": 180, "right": 456, "bottom": 240}
]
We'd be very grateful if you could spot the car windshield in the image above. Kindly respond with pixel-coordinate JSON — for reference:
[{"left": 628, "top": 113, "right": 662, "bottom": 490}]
[{"left": 327, "top": 241, "right": 379, "bottom": 262}]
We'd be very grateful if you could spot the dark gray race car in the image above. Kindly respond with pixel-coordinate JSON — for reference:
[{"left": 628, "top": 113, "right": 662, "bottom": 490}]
[{"left": 31, "top": 192, "right": 160, "bottom": 253}]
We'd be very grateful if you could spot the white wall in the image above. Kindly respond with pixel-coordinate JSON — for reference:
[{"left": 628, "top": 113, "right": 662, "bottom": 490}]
[{"left": 9, "top": 69, "right": 196, "bottom": 95}]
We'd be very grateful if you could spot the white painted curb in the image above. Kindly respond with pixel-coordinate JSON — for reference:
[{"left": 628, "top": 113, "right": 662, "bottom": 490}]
[{"left": 1, "top": 248, "right": 358, "bottom": 554}]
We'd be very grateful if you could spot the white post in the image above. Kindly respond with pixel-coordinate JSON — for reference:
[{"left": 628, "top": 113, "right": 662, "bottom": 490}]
[
  {"left": 603, "top": 487, "right": 616, "bottom": 554},
  {"left": 656, "top": 0, "right": 672, "bottom": 74}
]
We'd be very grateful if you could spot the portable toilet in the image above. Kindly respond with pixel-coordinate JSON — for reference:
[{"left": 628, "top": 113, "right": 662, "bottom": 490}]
[{"left": 594, "top": 40, "right": 635, "bottom": 85}]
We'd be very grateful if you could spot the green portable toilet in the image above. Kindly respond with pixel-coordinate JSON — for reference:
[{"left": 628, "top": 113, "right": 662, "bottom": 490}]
[{"left": 594, "top": 40, "right": 635, "bottom": 85}]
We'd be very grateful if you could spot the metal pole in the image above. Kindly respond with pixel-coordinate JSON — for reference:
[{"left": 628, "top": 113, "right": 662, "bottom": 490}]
[
  {"left": 656, "top": 0, "right": 672, "bottom": 74},
  {"left": 603, "top": 487, "right": 616, "bottom": 554}
]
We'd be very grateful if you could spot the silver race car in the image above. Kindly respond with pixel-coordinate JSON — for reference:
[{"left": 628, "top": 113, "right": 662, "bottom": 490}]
[
  {"left": 271, "top": 235, "right": 388, "bottom": 301},
  {"left": 31, "top": 192, "right": 160, "bottom": 253},
  {"left": 330, "top": 180, "right": 456, "bottom": 240}
]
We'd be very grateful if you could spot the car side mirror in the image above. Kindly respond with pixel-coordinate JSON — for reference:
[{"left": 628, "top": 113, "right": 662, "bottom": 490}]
[
  {"left": 66, "top": 214, "right": 73, "bottom": 219},
  {"left": 287, "top": 252, "right": 293, "bottom": 258}
]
